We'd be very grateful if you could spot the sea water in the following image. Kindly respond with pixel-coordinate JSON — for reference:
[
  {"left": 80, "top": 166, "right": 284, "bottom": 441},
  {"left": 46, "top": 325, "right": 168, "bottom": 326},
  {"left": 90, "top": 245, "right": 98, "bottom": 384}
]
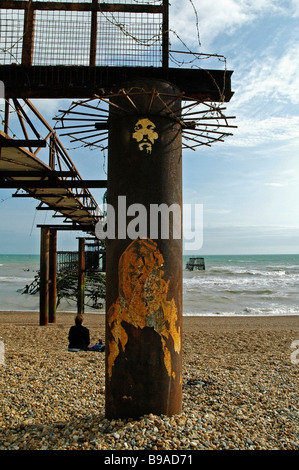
[
  {"left": 183, "top": 254, "right": 299, "bottom": 316},
  {"left": 0, "top": 254, "right": 41, "bottom": 312},
  {"left": 0, "top": 253, "right": 299, "bottom": 316}
]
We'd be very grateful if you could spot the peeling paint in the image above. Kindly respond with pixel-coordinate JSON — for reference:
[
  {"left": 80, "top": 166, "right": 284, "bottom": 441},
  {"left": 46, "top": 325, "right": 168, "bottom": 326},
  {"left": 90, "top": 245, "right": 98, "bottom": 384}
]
[{"left": 107, "top": 238, "right": 181, "bottom": 378}]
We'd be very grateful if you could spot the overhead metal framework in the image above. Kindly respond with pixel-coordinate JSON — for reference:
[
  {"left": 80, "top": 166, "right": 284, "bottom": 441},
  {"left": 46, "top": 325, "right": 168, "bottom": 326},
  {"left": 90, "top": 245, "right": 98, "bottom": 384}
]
[
  {"left": 54, "top": 88, "right": 237, "bottom": 151},
  {"left": 0, "top": 65, "right": 233, "bottom": 102},
  {"left": 0, "top": 1, "right": 237, "bottom": 416},
  {"left": 0, "top": 0, "right": 233, "bottom": 102},
  {"left": 0, "top": 0, "right": 169, "bottom": 68},
  {"left": 0, "top": 98, "right": 104, "bottom": 230}
]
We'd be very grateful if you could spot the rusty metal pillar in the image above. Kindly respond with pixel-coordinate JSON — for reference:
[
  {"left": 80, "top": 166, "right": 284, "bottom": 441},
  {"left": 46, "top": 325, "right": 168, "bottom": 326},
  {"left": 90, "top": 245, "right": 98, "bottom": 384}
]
[
  {"left": 77, "top": 238, "right": 85, "bottom": 315},
  {"left": 40, "top": 226, "right": 50, "bottom": 326},
  {"left": 49, "top": 229, "right": 57, "bottom": 324},
  {"left": 105, "top": 79, "right": 183, "bottom": 419},
  {"left": 22, "top": 0, "right": 35, "bottom": 66}
]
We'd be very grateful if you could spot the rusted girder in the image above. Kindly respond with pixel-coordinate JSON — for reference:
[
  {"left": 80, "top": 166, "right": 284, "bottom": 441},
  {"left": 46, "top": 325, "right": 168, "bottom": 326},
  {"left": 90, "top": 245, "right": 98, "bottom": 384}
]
[
  {"left": 0, "top": 179, "right": 107, "bottom": 188},
  {"left": 0, "top": 65, "right": 233, "bottom": 102},
  {"left": 40, "top": 226, "right": 50, "bottom": 326},
  {"left": 77, "top": 238, "right": 86, "bottom": 315},
  {"left": 49, "top": 229, "right": 57, "bottom": 324},
  {"left": 105, "top": 79, "right": 183, "bottom": 419},
  {"left": 0, "top": 139, "right": 46, "bottom": 148}
]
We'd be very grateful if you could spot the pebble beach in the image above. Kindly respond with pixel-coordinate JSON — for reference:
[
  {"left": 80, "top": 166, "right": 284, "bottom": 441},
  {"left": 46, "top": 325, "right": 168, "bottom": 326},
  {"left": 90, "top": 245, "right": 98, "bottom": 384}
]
[{"left": 0, "top": 311, "right": 298, "bottom": 451}]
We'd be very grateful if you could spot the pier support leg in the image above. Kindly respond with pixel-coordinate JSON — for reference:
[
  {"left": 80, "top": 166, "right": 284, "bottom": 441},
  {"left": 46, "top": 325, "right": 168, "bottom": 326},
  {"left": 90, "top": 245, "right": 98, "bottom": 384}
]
[
  {"left": 105, "top": 79, "right": 183, "bottom": 419},
  {"left": 77, "top": 238, "right": 85, "bottom": 315},
  {"left": 40, "top": 226, "right": 50, "bottom": 326},
  {"left": 49, "top": 229, "right": 57, "bottom": 323}
]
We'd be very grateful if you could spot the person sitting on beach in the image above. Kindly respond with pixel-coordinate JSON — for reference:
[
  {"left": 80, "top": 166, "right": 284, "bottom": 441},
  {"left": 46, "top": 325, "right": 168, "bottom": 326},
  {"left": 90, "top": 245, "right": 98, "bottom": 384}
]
[
  {"left": 68, "top": 314, "right": 105, "bottom": 352},
  {"left": 68, "top": 314, "right": 91, "bottom": 351}
]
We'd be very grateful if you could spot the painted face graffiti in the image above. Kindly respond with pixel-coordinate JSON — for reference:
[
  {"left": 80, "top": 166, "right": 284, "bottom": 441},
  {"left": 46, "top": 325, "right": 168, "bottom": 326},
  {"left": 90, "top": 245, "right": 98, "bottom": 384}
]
[{"left": 132, "top": 118, "right": 158, "bottom": 154}]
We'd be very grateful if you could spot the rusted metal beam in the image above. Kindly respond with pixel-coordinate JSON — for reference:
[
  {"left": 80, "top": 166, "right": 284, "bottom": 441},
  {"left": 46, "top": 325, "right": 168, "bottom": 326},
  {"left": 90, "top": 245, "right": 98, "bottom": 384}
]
[
  {"left": 0, "top": 1, "right": 164, "bottom": 13},
  {"left": 89, "top": 0, "right": 98, "bottom": 67},
  {"left": 21, "top": 0, "right": 35, "bottom": 66},
  {"left": 40, "top": 226, "right": 50, "bottom": 326},
  {"left": 105, "top": 79, "right": 183, "bottom": 419},
  {"left": 0, "top": 139, "right": 47, "bottom": 148},
  {"left": 12, "top": 192, "right": 99, "bottom": 198},
  {"left": 4, "top": 100, "right": 10, "bottom": 135},
  {"left": 0, "top": 179, "right": 107, "bottom": 188},
  {"left": 49, "top": 229, "right": 57, "bottom": 324},
  {"left": 162, "top": 0, "right": 169, "bottom": 68},
  {"left": 11, "top": 193, "right": 68, "bottom": 197},
  {"left": 77, "top": 238, "right": 85, "bottom": 315},
  {"left": 0, "top": 171, "right": 76, "bottom": 177},
  {"left": 37, "top": 224, "right": 95, "bottom": 232},
  {"left": 35, "top": 206, "right": 97, "bottom": 211},
  {"left": 0, "top": 65, "right": 234, "bottom": 102}
]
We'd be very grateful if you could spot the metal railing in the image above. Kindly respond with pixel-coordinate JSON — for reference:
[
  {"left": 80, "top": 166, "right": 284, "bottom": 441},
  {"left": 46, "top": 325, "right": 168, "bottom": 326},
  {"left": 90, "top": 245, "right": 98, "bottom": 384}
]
[{"left": 0, "top": 0, "right": 168, "bottom": 67}]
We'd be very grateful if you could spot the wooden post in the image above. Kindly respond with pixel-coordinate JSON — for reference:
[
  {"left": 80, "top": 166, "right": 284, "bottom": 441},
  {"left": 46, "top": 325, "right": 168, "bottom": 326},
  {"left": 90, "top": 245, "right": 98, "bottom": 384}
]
[
  {"left": 40, "top": 226, "right": 50, "bottom": 326},
  {"left": 49, "top": 229, "right": 57, "bottom": 324},
  {"left": 77, "top": 238, "right": 85, "bottom": 314}
]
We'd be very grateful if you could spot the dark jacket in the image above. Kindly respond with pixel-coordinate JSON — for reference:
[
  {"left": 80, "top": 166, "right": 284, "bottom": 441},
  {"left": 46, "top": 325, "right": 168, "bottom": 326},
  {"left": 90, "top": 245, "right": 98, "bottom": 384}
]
[{"left": 68, "top": 325, "right": 90, "bottom": 350}]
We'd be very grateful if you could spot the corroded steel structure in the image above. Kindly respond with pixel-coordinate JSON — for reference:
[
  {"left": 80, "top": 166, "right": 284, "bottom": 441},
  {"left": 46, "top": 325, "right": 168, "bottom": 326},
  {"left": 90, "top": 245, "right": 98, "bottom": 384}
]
[
  {"left": 55, "top": 78, "right": 235, "bottom": 417},
  {"left": 0, "top": 0, "right": 233, "bottom": 102},
  {"left": 0, "top": 99, "right": 102, "bottom": 228},
  {"left": 0, "top": 0, "right": 169, "bottom": 68},
  {"left": 0, "top": 1, "right": 235, "bottom": 418},
  {"left": 105, "top": 79, "right": 183, "bottom": 417}
]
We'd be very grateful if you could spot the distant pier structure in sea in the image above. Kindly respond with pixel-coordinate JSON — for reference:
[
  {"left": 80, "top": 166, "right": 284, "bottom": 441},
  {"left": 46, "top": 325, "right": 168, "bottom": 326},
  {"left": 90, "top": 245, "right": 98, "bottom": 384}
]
[{"left": 185, "top": 257, "right": 205, "bottom": 271}]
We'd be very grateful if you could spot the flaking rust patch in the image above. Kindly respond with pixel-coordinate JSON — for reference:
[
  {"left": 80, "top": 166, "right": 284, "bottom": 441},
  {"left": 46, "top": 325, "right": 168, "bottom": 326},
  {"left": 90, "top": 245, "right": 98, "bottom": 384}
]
[{"left": 107, "top": 239, "right": 181, "bottom": 378}]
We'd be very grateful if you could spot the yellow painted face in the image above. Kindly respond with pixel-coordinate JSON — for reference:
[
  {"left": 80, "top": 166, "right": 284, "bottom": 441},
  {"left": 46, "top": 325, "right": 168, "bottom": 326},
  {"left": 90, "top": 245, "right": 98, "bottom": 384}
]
[{"left": 132, "top": 118, "right": 158, "bottom": 154}]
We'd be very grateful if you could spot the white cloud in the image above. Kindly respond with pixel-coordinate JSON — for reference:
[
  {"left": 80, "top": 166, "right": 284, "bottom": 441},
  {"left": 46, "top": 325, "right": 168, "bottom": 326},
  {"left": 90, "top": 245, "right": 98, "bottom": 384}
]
[
  {"left": 234, "top": 43, "right": 299, "bottom": 110},
  {"left": 170, "top": 0, "right": 293, "bottom": 49},
  {"left": 226, "top": 115, "right": 299, "bottom": 147},
  {"left": 290, "top": 0, "right": 299, "bottom": 17}
]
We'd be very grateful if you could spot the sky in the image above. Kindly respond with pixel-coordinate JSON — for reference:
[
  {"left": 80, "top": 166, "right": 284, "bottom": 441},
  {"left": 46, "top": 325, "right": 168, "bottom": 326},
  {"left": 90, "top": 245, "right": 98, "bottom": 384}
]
[{"left": 0, "top": 0, "right": 299, "bottom": 255}]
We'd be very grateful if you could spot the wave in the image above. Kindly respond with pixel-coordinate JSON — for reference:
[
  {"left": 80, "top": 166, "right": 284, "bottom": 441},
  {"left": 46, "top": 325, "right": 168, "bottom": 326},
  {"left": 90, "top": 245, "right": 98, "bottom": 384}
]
[
  {"left": 183, "top": 276, "right": 294, "bottom": 289},
  {"left": 0, "top": 276, "right": 32, "bottom": 283},
  {"left": 224, "top": 289, "right": 273, "bottom": 295},
  {"left": 185, "top": 266, "right": 293, "bottom": 279},
  {"left": 183, "top": 307, "right": 299, "bottom": 316},
  {"left": 240, "top": 306, "right": 299, "bottom": 316},
  {"left": 208, "top": 267, "right": 288, "bottom": 277}
]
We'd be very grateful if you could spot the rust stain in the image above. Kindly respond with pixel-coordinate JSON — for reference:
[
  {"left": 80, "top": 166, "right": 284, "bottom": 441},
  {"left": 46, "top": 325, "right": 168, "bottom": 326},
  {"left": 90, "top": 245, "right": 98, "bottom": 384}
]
[{"left": 107, "top": 238, "right": 181, "bottom": 378}]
